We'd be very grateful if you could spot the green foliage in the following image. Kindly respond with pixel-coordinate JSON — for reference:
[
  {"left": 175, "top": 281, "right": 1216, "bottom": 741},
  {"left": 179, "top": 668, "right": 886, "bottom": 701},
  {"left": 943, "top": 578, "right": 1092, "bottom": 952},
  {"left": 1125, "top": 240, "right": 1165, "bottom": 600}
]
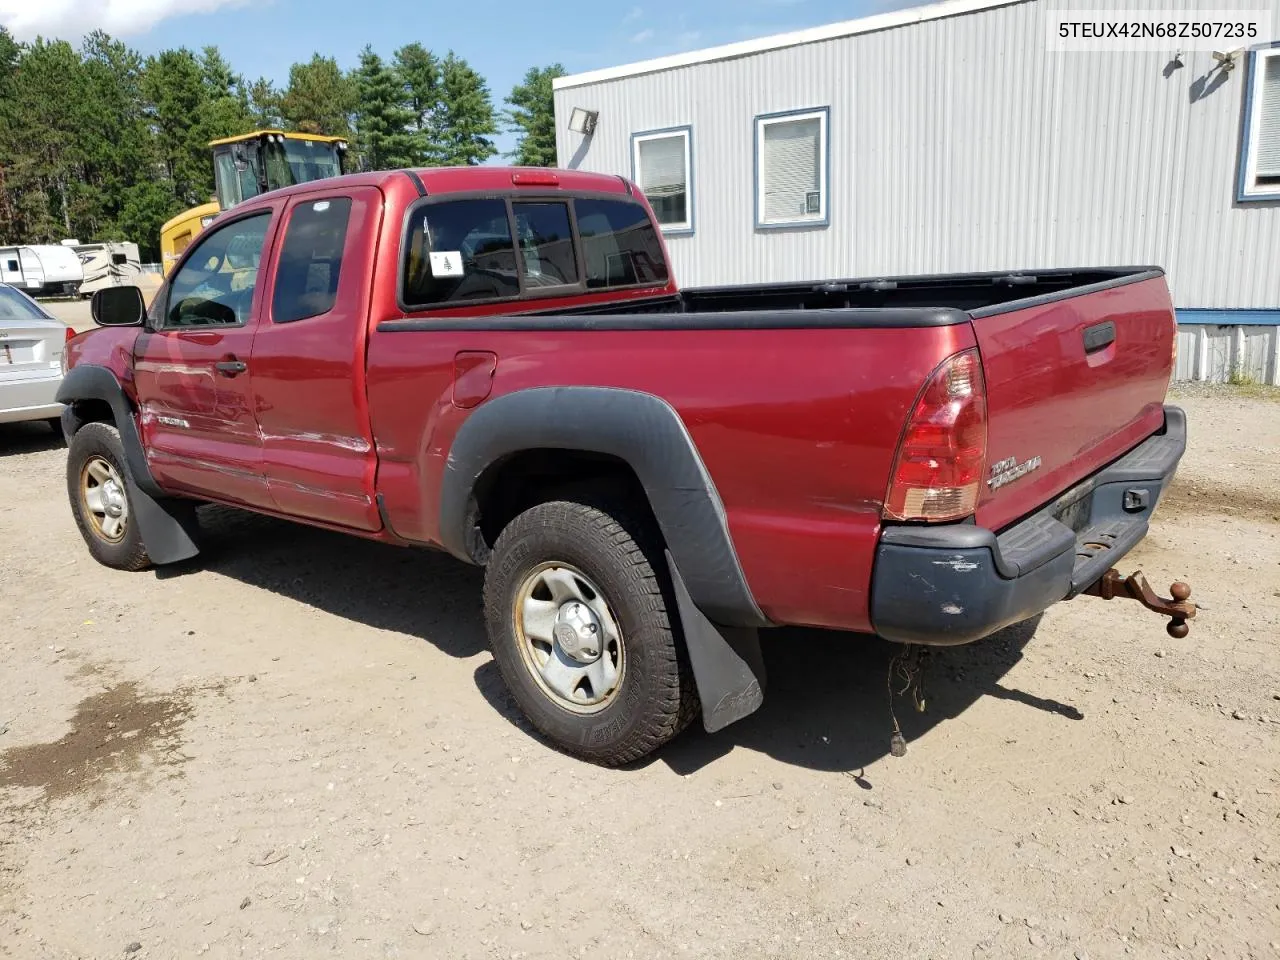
[
  {"left": 434, "top": 52, "right": 498, "bottom": 167},
  {"left": 141, "top": 48, "right": 212, "bottom": 206},
  {"left": 395, "top": 43, "right": 440, "bottom": 165},
  {"left": 354, "top": 46, "right": 417, "bottom": 170},
  {"left": 0, "top": 32, "right": 531, "bottom": 260},
  {"left": 281, "top": 54, "right": 355, "bottom": 137},
  {"left": 505, "top": 64, "right": 565, "bottom": 167},
  {"left": 246, "top": 77, "right": 283, "bottom": 129}
]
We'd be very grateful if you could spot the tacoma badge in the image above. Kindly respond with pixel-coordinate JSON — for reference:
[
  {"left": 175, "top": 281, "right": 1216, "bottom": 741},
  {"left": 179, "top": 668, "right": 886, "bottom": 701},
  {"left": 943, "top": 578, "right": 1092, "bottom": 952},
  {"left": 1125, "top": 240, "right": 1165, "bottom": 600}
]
[{"left": 988, "top": 454, "right": 1042, "bottom": 490}]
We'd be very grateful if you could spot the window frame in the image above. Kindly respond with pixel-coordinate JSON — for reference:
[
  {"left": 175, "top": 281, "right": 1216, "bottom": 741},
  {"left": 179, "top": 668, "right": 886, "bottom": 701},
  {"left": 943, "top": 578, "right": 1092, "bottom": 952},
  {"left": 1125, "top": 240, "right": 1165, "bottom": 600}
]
[
  {"left": 1238, "top": 46, "right": 1280, "bottom": 203},
  {"left": 754, "top": 106, "right": 831, "bottom": 230},
  {"left": 269, "top": 194, "right": 355, "bottom": 325},
  {"left": 395, "top": 191, "right": 668, "bottom": 313},
  {"left": 160, "top": 209, "right": 275, "bottom": 331},
  {"left": 629, "top": 126, "right": 694, "bottom": 236}
]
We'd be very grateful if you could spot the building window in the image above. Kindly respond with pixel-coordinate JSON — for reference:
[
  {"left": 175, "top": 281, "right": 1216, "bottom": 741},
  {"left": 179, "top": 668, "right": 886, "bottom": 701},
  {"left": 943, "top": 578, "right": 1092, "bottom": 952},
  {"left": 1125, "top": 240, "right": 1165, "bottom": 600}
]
[
  {"left": 631, "top": 127, "right": 693, "bottom": 234},
  {"left": 1240, "top": 47, "right": 1280, "bottom": 201},
  {"left": 755, "top": 107, "right": 829, "bottom": 228}
]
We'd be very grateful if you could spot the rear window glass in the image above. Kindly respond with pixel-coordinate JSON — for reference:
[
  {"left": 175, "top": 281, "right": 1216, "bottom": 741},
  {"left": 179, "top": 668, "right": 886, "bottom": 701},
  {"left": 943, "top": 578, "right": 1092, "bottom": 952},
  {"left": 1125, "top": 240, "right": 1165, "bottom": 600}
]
[
  {"left": 512, "top": 202, "right": 578, "bottom": 288},
  {"left": 402, "top": 199, "right": 520, "bottom": 306},
  {"left": 0, "top": 285, "right": 50, "bottom": 321},
  {"left": 574, "top": 199, "right": 669, "bottom": 289},
  {"left": 272, "top": 197, "right": 353, "bottom": 323}
]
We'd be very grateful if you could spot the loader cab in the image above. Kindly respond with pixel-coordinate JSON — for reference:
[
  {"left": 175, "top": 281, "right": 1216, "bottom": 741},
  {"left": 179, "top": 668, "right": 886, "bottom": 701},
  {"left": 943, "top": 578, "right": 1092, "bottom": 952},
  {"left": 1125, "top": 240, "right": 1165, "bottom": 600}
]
[
  {"left": 161, "top": 130, "right": 349, "bottom": 275},
  {"left": 210, "top": 131, "right": 350, "bottom": 209}
]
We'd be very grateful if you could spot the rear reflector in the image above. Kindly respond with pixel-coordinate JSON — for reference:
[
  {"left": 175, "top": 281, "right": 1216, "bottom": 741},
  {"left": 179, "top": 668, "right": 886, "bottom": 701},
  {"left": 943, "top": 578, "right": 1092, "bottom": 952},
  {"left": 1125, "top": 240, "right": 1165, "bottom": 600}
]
[
  {"left": 511, "top": 171, "right": 560, "bottom": 187},
  {"left": 65, "top": 326, "right": 75, "bottom": 342},
  {"left": 883, "top": 348, "right": 988, "bottom": 523}
]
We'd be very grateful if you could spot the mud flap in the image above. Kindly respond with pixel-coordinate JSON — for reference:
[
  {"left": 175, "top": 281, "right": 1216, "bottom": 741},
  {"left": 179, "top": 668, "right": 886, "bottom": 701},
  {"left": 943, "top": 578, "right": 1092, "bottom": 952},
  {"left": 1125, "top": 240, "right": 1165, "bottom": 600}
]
[
  {"left": 665, "top": 550, "right": 766, "bottom": 733},
  {"left": 127, "top": 479, "right": 201, "bottom": 565}
]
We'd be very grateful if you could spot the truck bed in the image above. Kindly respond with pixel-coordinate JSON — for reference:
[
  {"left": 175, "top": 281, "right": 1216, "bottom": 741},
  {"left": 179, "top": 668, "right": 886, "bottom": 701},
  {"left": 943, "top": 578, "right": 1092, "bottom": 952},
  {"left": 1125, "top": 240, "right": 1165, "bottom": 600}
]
[{"left": 373, "top": 264, "right": 1175, "bottom": 631}]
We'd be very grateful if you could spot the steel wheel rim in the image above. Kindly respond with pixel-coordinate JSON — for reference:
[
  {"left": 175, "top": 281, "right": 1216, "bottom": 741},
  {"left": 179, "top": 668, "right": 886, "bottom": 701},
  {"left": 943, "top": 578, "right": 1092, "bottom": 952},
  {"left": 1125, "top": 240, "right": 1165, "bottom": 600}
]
[
  {"left": 80, "top": 455, "right": 129, "bottom": 544},
  {"left": 513, "top": 562, "right": 625, "bottom": 714}
]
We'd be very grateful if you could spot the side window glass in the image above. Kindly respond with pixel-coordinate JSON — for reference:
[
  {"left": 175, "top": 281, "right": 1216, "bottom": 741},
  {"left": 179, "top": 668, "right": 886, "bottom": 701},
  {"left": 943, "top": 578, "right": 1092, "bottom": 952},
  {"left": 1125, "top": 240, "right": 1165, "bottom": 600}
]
[
  {"left": 272, "top": 197, "right": 353, "bottom": 323},
  {"left": 574, "top": 198, "right": 670, "bottom": 289},
  {"left": 402, "top": 199, "right": 519, "bottom": 306},
  {"left": 165, "top": 213, "right": 271, "bottom": 328},
  {"left": 511, "top": 202, "right": 578, "bottom": 288}
]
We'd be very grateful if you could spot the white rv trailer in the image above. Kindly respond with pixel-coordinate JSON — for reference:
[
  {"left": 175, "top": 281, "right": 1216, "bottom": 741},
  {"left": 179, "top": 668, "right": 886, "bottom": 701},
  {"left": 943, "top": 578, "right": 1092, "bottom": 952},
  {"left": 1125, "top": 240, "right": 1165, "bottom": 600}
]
[
  {"left": 0, "top": 244, "right": 83, "bottom": 296},
  {"left": 73, "top": 241, "right": 142, "bottom": 296}
]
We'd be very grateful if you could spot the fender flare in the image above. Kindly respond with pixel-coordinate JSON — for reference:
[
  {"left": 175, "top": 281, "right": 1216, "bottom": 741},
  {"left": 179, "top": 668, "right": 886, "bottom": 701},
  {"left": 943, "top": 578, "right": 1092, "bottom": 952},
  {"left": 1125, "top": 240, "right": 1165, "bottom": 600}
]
[
  {"left": 439, "top": 386, "right": 768, "bottom": 630},
  {"left": 57, "top": 364, "right": 200, "bottom": 565},
  {"left": 57, "top": 365, "right": 162, "bottom": 497}
]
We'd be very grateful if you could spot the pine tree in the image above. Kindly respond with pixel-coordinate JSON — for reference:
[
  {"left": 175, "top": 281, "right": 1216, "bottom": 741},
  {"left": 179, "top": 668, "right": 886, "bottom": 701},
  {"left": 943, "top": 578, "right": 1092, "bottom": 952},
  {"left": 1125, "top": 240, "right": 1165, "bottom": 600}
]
[
  {"left": 142, "top": 48, "right": 214, "bottom": 206},
  {"left": 505, "top": 64, "right": 565, "bottom": 167},
  {"left": 281, "top": 54, "right": 356, "bottom": 137},
  {"left": 434, "top": 52, "right": 497, "bottom": 167},
  {"left": 394, "top": 42, "right": 440, "bottom": 165},
  {"left": 353, "top": 46, "right": 416, "bottom": 170},
  {"left": 247, "top": 77, "right": 283, "bottom": 129}
]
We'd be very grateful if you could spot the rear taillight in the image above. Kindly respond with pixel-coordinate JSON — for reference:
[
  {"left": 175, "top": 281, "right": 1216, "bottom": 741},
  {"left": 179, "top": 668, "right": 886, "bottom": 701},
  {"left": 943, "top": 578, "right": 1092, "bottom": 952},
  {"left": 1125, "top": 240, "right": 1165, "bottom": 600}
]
[
  {"left": 60, "top": 326, "right": 74, "bottom": 375},
  {"left": 883, "top": 348, "right": 987, "bottom": 523}
]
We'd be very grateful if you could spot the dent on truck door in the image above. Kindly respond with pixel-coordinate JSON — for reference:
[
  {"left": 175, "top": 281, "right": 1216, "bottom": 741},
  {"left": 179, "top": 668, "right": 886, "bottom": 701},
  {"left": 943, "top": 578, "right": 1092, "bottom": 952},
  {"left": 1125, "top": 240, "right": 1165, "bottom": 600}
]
[
  {"left": 248, "top": 188, "right": 381, "bottom": 531},
  {"left": 132, "top": 210, "right": 277, "bottom": 509}
]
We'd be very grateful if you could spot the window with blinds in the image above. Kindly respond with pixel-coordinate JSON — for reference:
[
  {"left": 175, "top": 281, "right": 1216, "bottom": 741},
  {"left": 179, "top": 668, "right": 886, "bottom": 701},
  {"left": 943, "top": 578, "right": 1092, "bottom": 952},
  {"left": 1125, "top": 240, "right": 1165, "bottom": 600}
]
[
  {"left": 756, "top": 108, "right": 829, "bottom": 227},
  {"left": 631, "top": 127, "right": 693, "bottom": 232},
  {"left": 1242, "top": 48, "right": 1280, "bottom": 200}
]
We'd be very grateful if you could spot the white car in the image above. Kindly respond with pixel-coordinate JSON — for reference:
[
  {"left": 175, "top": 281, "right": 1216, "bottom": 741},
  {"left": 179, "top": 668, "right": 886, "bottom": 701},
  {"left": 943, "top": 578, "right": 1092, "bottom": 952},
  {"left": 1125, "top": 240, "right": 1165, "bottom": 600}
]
[{"left": 0, "top": 281, "right": 73, "bottom": 432}]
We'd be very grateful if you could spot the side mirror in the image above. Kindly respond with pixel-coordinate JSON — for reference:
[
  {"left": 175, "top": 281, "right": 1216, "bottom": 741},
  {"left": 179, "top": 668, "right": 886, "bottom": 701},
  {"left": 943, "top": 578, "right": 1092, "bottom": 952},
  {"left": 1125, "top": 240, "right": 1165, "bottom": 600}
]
[{"left": 91, "top": 285, "right": 147, "bottom": 327}]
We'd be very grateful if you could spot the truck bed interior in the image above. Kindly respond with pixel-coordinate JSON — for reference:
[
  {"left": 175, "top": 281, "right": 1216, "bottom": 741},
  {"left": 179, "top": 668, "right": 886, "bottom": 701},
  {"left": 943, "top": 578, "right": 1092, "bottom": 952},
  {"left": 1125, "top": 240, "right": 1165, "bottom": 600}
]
[{"left": 562, "top": 267, "right": 1162, "bottom": 318}]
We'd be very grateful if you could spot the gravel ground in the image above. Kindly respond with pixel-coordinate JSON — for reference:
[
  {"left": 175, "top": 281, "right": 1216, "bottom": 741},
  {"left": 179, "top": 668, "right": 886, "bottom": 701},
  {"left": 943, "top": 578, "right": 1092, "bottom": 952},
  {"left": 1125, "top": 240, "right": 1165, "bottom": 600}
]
[{"left": 1, "top": 390, "right": 1277, "bottom": 960}]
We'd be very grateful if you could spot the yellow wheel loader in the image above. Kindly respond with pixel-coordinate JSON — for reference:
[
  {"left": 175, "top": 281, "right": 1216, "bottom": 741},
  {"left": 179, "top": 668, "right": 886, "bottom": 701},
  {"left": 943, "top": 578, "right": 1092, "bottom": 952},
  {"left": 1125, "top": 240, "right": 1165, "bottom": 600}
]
[{"left": 159, "top": 130, "right": 350, "bottom": 275}]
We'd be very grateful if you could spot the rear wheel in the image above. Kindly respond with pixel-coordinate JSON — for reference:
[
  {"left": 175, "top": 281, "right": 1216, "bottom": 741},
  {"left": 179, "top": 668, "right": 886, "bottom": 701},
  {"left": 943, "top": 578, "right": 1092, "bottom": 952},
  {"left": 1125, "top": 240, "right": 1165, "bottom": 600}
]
[
  {"left": 482, "top": 497, "right": 697, "bottom": 766},
  {"left": 66, "top": 422, "right": 151, "bottom": 571}
]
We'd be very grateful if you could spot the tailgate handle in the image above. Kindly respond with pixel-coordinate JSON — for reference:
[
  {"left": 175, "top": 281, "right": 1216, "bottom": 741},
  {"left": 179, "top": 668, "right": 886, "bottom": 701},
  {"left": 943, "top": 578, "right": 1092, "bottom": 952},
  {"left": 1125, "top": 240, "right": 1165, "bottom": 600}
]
[{"left": 1083, "top": 320, "right": 1116, "bottom": 354}]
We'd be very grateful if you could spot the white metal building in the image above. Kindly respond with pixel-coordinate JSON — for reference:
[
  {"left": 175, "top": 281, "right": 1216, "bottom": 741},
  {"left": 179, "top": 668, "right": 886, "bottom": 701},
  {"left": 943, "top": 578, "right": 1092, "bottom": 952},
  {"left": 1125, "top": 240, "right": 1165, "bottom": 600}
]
[{"left": 553, "top": 0, "right": 1280, "bottom": 383}]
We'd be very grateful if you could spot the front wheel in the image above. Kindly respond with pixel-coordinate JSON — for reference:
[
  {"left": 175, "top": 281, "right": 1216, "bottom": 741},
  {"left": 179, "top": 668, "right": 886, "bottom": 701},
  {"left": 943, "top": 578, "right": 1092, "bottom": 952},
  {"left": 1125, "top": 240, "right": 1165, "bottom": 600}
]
[
  {"left": 482, "top": 498, "right": 697, "bottom": 766},
  {"left": 66, "top": 422, "right": 151, "bottom": 571}
]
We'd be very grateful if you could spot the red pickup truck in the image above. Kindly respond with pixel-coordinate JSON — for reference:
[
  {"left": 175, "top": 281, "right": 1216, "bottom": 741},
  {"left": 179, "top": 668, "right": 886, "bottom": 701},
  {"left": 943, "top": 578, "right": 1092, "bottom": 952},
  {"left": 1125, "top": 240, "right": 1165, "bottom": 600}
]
[{"left": 60, "top": 166, "right": 1191, "bottom": 765}]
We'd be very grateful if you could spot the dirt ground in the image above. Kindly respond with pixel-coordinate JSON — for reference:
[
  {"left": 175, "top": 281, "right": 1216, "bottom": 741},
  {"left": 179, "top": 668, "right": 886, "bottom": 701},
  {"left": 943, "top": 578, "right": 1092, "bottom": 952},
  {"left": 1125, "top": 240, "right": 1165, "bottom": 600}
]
[{"left": 1, "top": 388, "right": 1277, "bottom": 960}]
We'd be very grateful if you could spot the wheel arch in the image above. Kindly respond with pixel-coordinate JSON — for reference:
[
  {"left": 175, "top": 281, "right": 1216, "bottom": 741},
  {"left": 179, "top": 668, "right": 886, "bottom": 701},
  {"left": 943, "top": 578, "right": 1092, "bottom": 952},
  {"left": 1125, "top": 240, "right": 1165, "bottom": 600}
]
[
  {"left": 57, "top": 364, "right": 162, "bottom": 498},
  {"left": 57, "top": 364, "right": 200, "bottom": 565},
  {"left": 440, "top": 386, "right": 768, "bottom": 630}
]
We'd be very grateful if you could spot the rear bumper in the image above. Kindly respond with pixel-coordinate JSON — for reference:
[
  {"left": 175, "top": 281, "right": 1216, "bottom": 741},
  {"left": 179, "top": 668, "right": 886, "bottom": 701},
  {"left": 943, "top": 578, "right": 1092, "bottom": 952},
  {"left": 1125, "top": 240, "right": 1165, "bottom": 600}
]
[
  {"left": 0, "top": 373, "right": 64, "bottom": 425},
  {"left": 870, "top": 405, "right": 1186, "bottom": 646}
]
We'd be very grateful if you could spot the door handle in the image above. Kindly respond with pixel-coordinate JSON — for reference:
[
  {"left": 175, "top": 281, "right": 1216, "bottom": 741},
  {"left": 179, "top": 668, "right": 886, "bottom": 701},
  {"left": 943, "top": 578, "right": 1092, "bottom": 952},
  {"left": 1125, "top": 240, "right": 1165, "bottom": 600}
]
[
  {"left": 1082, "top": 320, "right": 1116, "bottom": 354},
  {"left": 215, "top": 359, "right": 247, "bottom": 377}
]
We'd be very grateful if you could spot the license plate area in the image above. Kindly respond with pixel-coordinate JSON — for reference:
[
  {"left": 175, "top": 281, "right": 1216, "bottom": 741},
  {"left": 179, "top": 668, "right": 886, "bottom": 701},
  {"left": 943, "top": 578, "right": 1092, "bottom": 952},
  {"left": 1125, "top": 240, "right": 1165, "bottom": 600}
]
[{"left": 1054, "top": 489, "right": 1095, "bottom": 535}]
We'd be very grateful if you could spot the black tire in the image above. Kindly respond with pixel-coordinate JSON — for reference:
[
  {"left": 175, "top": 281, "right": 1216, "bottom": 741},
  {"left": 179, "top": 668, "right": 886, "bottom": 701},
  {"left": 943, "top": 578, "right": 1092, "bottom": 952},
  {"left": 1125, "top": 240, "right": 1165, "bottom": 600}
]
[
  {"left": 66, "top": 421, "right": 151, "bottom": 571},
  {"left": 46, "top": 417, "right": 65, "bottom": 443},
  {"left": 483, "top": 497, "right": 698, "bottom": 766}
]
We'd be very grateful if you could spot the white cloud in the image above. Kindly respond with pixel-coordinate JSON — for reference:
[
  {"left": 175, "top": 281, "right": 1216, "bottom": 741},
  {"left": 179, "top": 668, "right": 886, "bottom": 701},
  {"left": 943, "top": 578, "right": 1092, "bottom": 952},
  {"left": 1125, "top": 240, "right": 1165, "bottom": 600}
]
[
  {"left": 0, "top": 0, "right": 249, "bottom": 41},
  {"left": 630, "top": 27, "right": 655, "bottom": 43},
  {"left": 622, "top": 6, "right": 643, "bottom": 25}
]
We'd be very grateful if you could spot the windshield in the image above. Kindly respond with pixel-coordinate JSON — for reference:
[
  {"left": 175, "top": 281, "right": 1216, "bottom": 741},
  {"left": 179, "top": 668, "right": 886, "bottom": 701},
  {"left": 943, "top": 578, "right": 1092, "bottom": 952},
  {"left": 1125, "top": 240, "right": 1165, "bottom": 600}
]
[
  {"left": 264, "top": 139, "right": 343, "bottom": 191},
  {"left": 0, "top": 285, "right": 51, "bottom": 322}
]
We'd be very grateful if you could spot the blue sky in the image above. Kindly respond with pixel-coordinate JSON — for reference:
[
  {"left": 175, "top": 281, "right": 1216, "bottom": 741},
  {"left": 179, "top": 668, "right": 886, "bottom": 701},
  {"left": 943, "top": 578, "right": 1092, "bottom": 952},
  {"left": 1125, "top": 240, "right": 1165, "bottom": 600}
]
[{"left": 2, "top": 0, "right": 920, "bottom": 157}]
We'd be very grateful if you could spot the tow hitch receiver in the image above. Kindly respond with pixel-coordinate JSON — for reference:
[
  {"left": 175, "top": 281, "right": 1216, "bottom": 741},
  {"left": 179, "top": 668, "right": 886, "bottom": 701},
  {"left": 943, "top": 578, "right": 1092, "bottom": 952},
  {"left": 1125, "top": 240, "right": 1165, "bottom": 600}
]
[{"left": 1084, "top": 568, "right": 1196, "bottom": 638}]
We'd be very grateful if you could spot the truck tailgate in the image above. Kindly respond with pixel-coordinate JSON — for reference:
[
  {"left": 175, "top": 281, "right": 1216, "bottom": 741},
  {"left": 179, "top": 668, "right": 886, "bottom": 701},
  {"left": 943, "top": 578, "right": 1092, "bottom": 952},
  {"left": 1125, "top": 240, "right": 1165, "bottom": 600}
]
[{"left": 971, "top": 272, "right": 1175, "bottom": 533}]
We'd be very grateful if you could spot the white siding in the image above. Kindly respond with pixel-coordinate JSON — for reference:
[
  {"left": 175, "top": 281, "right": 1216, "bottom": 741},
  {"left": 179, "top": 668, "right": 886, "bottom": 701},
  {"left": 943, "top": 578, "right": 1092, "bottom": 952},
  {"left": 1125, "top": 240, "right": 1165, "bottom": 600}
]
[
  {"left": 555, "top": 0, "right": 1280, "bottom": 313},
  {"left": 1175, "top": 324, "right": 1280, "bottom": 383}
]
